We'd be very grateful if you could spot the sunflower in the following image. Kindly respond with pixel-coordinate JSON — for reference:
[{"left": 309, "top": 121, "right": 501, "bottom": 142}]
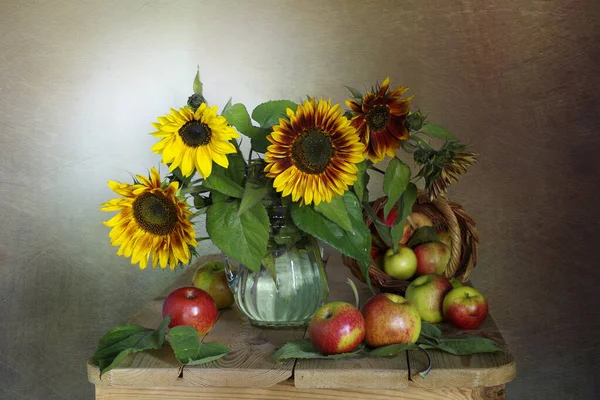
[
  {"left": 345, "top": 77, "right": 413, "bottom": 163},
  {"left": 264, "top": 98, "right": 365, "bottom": 206},
  {"left": 151, "top": 103, "right": 239, "bottom": 178},
  {"left": 101, "top": 167, "right": 197, "bottom": 270}
]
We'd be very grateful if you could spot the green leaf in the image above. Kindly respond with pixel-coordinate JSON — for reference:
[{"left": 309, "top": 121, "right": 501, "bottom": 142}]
[
  {"left": 193, "top": 195, "right": 208, "bottom": 210},
  {"left": 362, "top": 201, "right": 393, "bottom": 248},
  {"left": 169, "top": 326, "right": 230, "bottom": 365},
  {"left": 366, "top": 342, "right": 419, "bottom": 357},
  {"left": 419, "top": 321, "right": 442, "bottom": 341},
  {"left": 224, "top": 153, "right": 246, "bottom": 185},
  {"left": 353, "top": 160, "right": 369, "bottom": 203},
  {"left": 206, "top": 200, "right": 270, "bottom": 272},
  {"left": 291, "top": 192, "right": 371, "bottom": 267},
  {"left": 238, "top": 182, "right": 270, "bottom": 216},
  {"left": 221, "top": 103, "right": 264, "bottom": 138},
  {"left": 252, "top": 100, "right": 298, "bottom": 128},
  {"left": 427, "top": 336, "right": 504, "bottom": 355},
  {"left": 314, "top": 196, "right": 353, "bottom": 232},
  {"left": 419, "top": 122, "right": 456, "bottom": 141},
  {"left": 383, "top": 158, "right": 410, "bottom": 219},
  {"left": 193, "top": 67, "right": 203, "bottom": 95},
  {"left": 251, "top": 134, "right": 271, "bottom": 154},
  {"left": 92, "top": 316, "right": 169, "bottom": 376},
  {"left": 390, "top": 183, "right": 417, "bottom": 251},
  {"left": 345, "top": 85, "right": 363, "bottom": 99},
  {"left": 407, "top": 226, "right": 441, "bottom": 248},
  {"left": 221, "top": 97, "right": 233, "bottom": 115},
  {"left": 273, "top": 339, "right": 365, "bottom": 361},
  {"left": 203, "top": 166, "right": 244, "bottom": 198},
  {"left": 261, "top": 253, "right": 277, "bottom": 281}
]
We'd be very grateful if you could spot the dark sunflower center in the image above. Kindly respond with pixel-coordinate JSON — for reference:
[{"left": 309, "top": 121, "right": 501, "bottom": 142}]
[
  {"left": 132, "top": 192, "right": 178, "bottom": 236},
  {"left": 179, "top": 121, "right": 212, "bottom": 147},
  {"left": 366, "top": 105, "right": 390, "bottom": 132},
  {"left": 291, "top": 129, "right": 334, "bottom": 174}
]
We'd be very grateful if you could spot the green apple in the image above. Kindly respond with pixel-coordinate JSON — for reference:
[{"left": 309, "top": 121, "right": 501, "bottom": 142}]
[
  {"left": 192, "top": 261, "right": 235, "bottom": 309},
  {"left": 383, "top": 246, "right": 417, "bottom": 280},
  {"left": 405, "top": 274, "right": 453, "bottom": 323}
]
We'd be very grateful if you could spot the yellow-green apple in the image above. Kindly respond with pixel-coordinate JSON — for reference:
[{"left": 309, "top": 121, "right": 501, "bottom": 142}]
[
  {"left": 414, "top": 242, "right": 451, "bottom": 276},
  {"left": 443, "top": 287, "right": 488, "bottom": 329},
  {"left": 192, "top": 261, "right": 234, "bottom": 309},
  {"left": 362, "top": 293, "right": 421, "bottom": 347},
  {"left": 377, "top": 208, "right": 414, "bottom": 245},
  {"left": 162, "top": 287, "right": 218, "bottom": 335},
  {"left": 405, "top": 275, "right": 453, "bottom": 323},
  {"left": 308, "top": 302, "right": 366, "bottom": 355},
  {"left": 407, "top": 212, "right": 433, "bottom": 230},
  {"left": 383, "top": 246, "right": 417, "bottom": 280},
  {"left": 437, "top": 230, "right": 452, "bottom": 248}
]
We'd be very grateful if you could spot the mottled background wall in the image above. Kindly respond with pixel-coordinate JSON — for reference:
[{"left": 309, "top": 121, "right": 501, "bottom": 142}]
[{"left": 1, "top": 0, "right": 599, "bottom": 399}]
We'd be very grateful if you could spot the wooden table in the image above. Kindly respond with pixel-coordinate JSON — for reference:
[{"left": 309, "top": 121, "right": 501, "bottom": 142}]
[{"left": 88, "top": 253, "right": 516, "bottom": 399}]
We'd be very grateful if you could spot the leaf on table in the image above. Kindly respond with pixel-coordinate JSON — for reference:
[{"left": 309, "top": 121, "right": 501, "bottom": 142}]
[
  {"left": 419, "top": 321, "right": 442, "bottom": 341},
  {"left": 272, "top": 339, "right": 365, "bottom": 361},
  {"left": 92, "top": 316, "right": 170, "bottom": 376},
  {"left": 406, "top": 226, "right": 441, "bottom": 248},
  {"left": 168, "top": 326, "right": 231, "bottom": 365},
  {"left": 429, "top": 336, "right": 504, "bottom": 355},
  {"left": 366, "top": 342, "right": 419, "bottom": 357}
]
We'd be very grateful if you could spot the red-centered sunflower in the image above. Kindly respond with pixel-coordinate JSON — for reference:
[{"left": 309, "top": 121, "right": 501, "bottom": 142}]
[
  {"left": 264, "top": 98, "right": 365, "bottom": 206},
  {"left": 101, "top": 167, "right": 197, "bottom": 270},
  {"left": 345, "top": 77, "right": 413, "bottom": 163}
]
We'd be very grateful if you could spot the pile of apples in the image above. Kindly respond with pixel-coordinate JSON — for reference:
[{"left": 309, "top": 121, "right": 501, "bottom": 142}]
[{"left": 309, "top": 208, "right": 489, "bottom": 356}]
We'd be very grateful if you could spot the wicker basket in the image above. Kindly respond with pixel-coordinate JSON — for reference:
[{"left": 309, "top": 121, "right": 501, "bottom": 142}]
[{"left": 342, "top": 193, "right": 479, "bottom": 294}]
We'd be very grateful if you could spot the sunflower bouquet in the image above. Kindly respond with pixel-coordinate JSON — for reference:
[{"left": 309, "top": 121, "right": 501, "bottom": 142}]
[{"left": 101, "top": 70, "right": 476, "bottom": 284}]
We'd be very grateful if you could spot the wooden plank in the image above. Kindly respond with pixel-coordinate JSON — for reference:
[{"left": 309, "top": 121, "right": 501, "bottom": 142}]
[
  {"left": 181, "top": 307, "right": 306, "bottom": 387},
  {"left": 407, "top": 315, "right": 516, "bottom": 389},
  {"left": 96, "top": 379, "right": 488, "bottom": 400},
  {"left": 294, "top": 280, "right": 411, "bottom": 389},
  {"left": 88, "top": 254, "right": 222, "bottom": 387}
]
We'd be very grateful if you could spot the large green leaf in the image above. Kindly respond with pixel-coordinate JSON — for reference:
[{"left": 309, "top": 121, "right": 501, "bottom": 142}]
[
  {"left": 421, "top": 336, "right": 504, "bottom": 355},
  {"left": 251, "top": 133, "right": 271, "bottom": 154},
  {"left": 273, "top": 339, "right": 365, "bottom": 361},
  {"left": 353, "top": 160, "right": 369, "bottom": 203},
  {"left": 224, "top": 153, "right": 246, "bottom": 186},
  {"left": 221, "top": 103, "right": 264, "bottom": 139},
  {"left": 92, "top": 316, "right": 169, "bottom": 376},
  {"left": 419, "top": 122, "right": 456, "bottom": 141},
  {"left": 366, "top": 343, "right": 419, "bottom": 357},
  {"left": 206, "top": 200, "right": 270, "bottom": 272},
  {"left": 238, "top": 182, "right": 270, "bottom": 216},
  {"left": 419, "top": 321, "right": 442, "bottom": 341},
  {"left": 252, "top": 100, "right": 298, "bottom": 128},
  {"left": 202, "top": 166, "right": 244, "bottom": 198},
  {"left": 390, "top": 183, "right": 417, "bottom": 252},
  {"left": 314, "top": 196, "right": 353, "bottom": 232},
  {"left": 291, "top": 192, "right": 371, "bottom": 266},
  {"left": 169, "top": 326, "right": 230, "bottom": 365},
  {"left": 383, "top": 158, "right": 410, "bottom": 219}
]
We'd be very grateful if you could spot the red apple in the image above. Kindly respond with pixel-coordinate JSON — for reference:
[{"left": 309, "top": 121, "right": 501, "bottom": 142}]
[
  {"left": 407, "top": 212, "right": 433, "bottom": 230},
  {"left": 405, "top": 275, "right": 453, "bottom": 323},
  {"left": 162, "top": 287, "right": 218, "bottom": 335},
  {"left": 362, "top": 293, "right": 421, "bottom": 347},
  {"left": 383, "top": 246, "right": 417, "bottom": 280},
  {"left": 192, "top": 261, "right": 235, "bottom": 309},
  {"left": 443, "top": 287, "right": 488, "bottom": 329},
  {"left": 308, "top": 302, "right": 366, "bottom": 355},
  {"left": 414, "top": 242, "right": 451, "bottom": 276}
]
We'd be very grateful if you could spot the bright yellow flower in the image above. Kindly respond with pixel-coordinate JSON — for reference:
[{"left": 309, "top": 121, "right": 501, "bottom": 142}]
[
  {"left": 151, "top": 103, "right": 239, "bottom": 178},
  {"left": 264, "top": 98, "right": 365, "bottom": 206},
  {"left": 345, "top": 77, "right": 413, "bottom": 163},
  {"left": 101, "top": 167, "right": 197, "bottom": 270}
]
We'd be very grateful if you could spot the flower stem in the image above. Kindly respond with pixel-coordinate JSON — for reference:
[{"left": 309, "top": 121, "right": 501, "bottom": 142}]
[{"left": 368, "top": 166, "right": 386, "bottom": 175}]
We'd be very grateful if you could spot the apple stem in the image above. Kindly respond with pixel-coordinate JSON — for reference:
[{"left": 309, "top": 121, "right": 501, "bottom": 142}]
[
  {"left": 346, "top": 278, "right": 361, "bottom": 309},
  {"left": 417, "top": 346, "right": 432, "bottom": 378}
]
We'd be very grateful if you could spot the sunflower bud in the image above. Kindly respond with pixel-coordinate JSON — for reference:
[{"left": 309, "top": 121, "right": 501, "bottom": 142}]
[
  {"left": 406, "top": 111, "right": 426, "bottom": 132},
  {"left": 187, "top": 93, "right": 206, "bottom": 111}
]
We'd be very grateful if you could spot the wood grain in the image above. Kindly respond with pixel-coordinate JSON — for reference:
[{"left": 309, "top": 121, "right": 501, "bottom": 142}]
[
  {"left": 407, "top": 316, "right": 516, "bottom": 389},
  {"left": 95, "top": 379, "right": 488, "bottom": 400},
  {"left": 181, "top": 307, "right": 306, "bottom": 387}
]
